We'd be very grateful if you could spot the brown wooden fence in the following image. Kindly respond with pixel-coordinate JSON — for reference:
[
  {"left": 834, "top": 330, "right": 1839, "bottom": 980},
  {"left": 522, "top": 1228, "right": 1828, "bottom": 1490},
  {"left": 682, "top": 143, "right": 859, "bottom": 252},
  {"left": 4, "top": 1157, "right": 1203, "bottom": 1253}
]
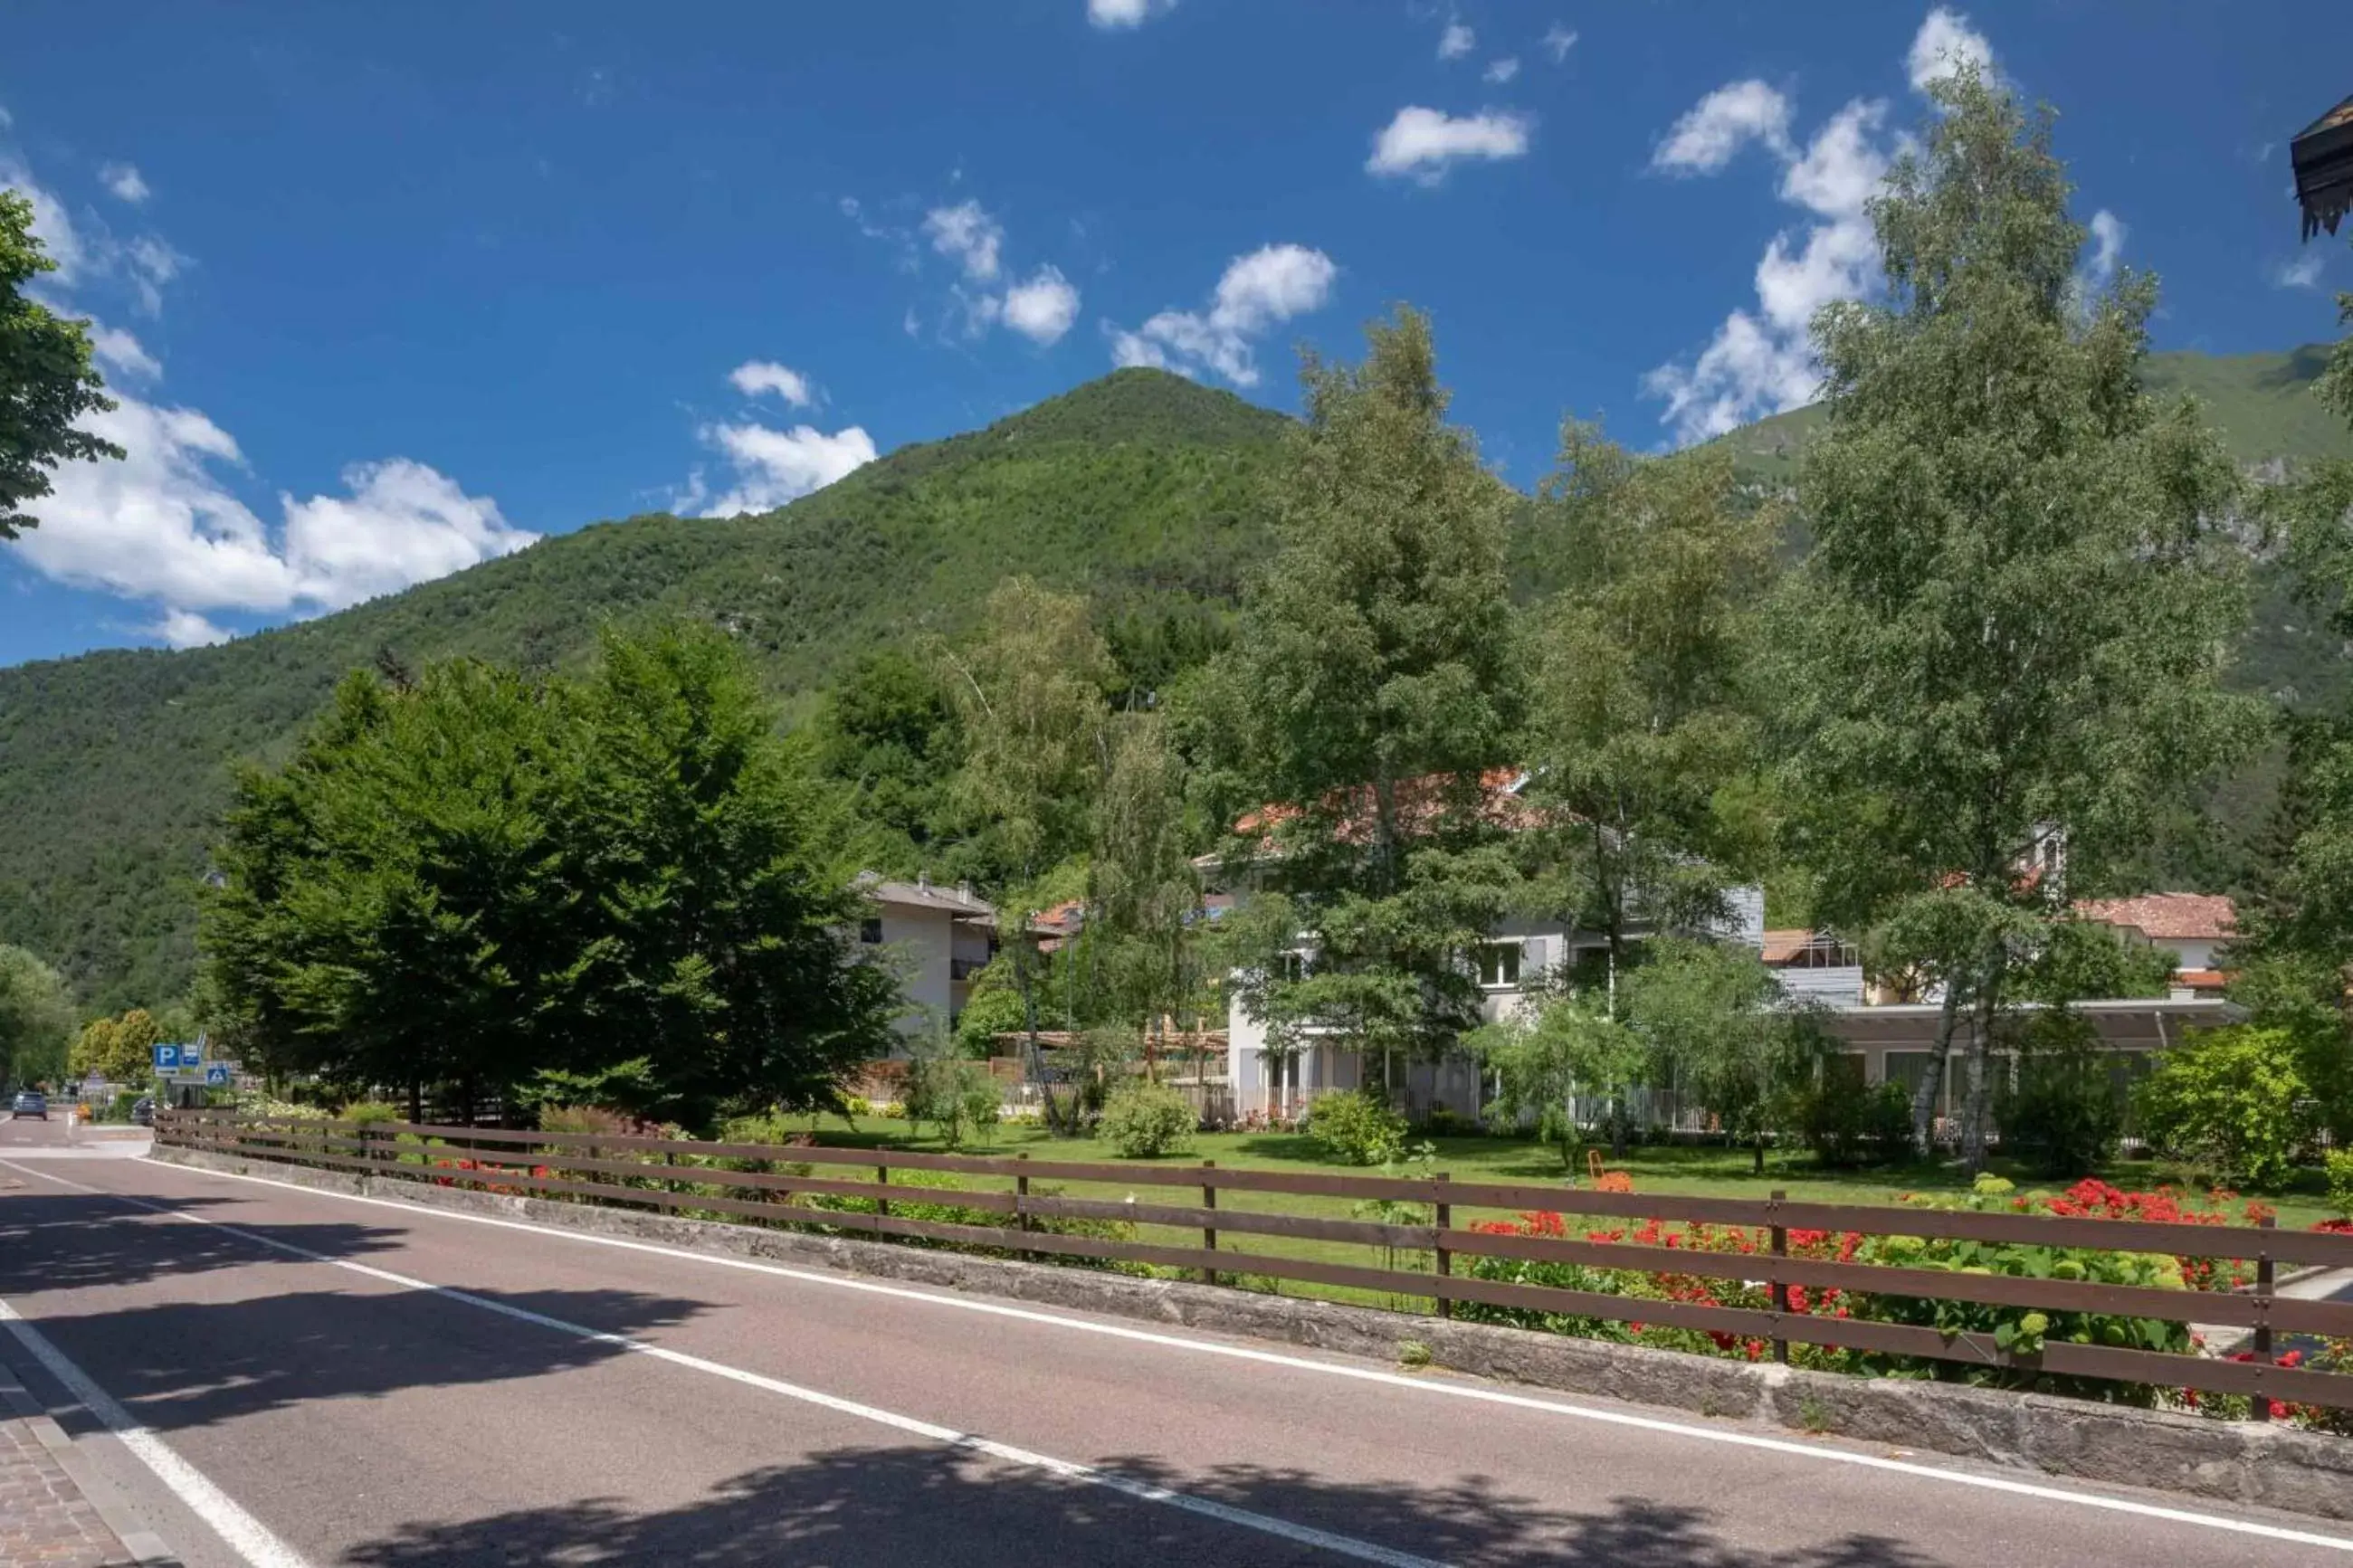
[{"left": 156, "top": 1109, "right": 2353, "bottom": 1416}]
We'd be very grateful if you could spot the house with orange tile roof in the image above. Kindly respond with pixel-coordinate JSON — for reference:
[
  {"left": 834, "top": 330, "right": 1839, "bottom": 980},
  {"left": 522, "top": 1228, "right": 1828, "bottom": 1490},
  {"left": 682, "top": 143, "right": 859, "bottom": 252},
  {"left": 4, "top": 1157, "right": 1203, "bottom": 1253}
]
[{"left": 2072, "top": 892, "right": 2236, "bottom": 997}]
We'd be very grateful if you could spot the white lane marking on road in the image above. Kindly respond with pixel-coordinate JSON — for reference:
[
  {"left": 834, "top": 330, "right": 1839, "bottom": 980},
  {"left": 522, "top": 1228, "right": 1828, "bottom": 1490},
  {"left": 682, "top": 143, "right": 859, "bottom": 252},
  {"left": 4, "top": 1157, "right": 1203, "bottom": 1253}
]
[
  {"left": 3, "top": 1161, "right": 1442, "bottom": 1568},
  {"left": 0, "top": 1298, "right": 315, "bottom": 1568},
  {"left": 60, "top": 1155, "right": 2353, "bottom": 1556}
]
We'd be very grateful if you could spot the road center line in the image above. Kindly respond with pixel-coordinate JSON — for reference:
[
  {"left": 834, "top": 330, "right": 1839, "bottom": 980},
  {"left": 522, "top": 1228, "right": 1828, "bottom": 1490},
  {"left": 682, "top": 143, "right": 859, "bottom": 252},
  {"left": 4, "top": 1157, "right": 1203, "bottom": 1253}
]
[
  {"left": 3, "top": 1160, "right": 1443, "bottom": 1568},
  {"left": 24, "top": 1155, "right": 2353, "bottom": 1556},
  {"left": 0, "top": 1298, "right": 314, "bottom": 1568}
]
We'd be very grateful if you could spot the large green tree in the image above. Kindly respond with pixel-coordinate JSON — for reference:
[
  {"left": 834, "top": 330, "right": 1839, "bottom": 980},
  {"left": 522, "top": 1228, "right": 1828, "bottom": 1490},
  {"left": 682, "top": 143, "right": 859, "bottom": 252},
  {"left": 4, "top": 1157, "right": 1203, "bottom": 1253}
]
[
  {"left": 2229, "top": 232, "right": 2353, "bottom": 1141},
  {"left": 204, "top": 623, "right": 899, "bottom": 1126},
  {"left": 1, "top": 191, "right": 122, "bottom": 539},
  {"left": 0, "top": 945, "right": 74, "bottom": 1088},
  {"left": 1516, "top": 424, "right": 1777, "bottom": 984},
  {"left": 1777, "top": 68, "right": 2257, "bottom": 1169},
  {"left": 1200, "top": 307, "right": 1522, "bottom": 1091}
]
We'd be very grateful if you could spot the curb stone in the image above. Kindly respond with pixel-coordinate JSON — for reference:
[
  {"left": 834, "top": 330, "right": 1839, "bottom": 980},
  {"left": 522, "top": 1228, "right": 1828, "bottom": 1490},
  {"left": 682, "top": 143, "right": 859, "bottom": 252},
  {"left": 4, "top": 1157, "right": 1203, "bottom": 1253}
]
[
  {"left": 0, "top": 1347, "right": 179, "bottom": 1565},
  {"left": 151, "top": 1145, "right": 2353, "bottom": 1525}
]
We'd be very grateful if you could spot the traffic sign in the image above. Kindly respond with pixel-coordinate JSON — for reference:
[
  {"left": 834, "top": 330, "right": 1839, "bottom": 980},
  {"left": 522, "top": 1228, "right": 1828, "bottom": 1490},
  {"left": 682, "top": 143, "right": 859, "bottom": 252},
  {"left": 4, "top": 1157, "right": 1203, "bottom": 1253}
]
[
  {"left": 181, "top": 1041, "right": 203, "bottom": 1067},
  {"left": 204, "top": 1065, "right": 230, "bottom": 1088},
  {"left": 153, "top": 1043, "right": 181, "bottom": 1070}
]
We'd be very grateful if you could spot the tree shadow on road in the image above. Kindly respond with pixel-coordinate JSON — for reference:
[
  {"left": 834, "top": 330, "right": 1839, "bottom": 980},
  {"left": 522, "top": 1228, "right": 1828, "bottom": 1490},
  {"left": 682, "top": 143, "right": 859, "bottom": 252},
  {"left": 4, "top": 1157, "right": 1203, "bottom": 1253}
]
[
  {"left": 22, "top": 1283, "right": 704, "bottom": 1434},
  {"left": 0, "top": 1192, "right": 410, "bottom": 1295},
  {"left": 341, "top": 1444, "right": 1951, "bottom": 1567}
]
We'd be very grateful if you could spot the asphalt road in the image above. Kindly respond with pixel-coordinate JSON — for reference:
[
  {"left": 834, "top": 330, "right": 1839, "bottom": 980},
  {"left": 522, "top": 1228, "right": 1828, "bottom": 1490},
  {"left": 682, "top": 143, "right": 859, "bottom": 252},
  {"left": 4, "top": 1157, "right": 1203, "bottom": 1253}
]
[{"left": 2, "top": 1151, "right": 2349, "bottom": 1568}]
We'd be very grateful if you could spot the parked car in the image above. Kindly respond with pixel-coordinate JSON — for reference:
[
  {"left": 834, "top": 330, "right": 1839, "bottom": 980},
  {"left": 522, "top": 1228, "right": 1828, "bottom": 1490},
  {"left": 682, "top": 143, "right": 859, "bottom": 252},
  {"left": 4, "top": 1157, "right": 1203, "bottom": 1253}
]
[
  {"left": 131, "top": 1097, "right": 156, "bottom": 1127},
  {"left": 10, "top": 1090, "right": 48, "bottom": 1120}
]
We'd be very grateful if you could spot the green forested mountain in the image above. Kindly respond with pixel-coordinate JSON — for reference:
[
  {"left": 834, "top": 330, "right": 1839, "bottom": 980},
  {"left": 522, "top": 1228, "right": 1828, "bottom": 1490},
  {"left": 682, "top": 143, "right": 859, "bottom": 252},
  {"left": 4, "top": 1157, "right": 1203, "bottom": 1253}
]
[
  {"left": 3, "top": 348, "right": 2347, "bottom": 1012},
  {"left": 0, "top": 368, "right": 1290, "bottom": 1012},
  {"left": 1714, "top": 344, "right": 2353, "bottom": 485}
]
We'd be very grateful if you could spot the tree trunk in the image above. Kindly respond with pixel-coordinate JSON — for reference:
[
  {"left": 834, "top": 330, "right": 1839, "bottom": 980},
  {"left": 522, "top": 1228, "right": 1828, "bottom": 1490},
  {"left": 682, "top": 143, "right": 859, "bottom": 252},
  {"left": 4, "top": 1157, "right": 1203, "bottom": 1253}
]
[
  {"left": 1752, "top": 1131, "right": 1766, "bottom": 1175},
  {"left": 1958, "top": 949, "right": 2009, "bottom": 1176},
  {"left": 1911, "top": 984, "right": 1964, "bottom": 1155},
  {"left": 408, "top": 1077, "right": 423, "bottom": 1126}
]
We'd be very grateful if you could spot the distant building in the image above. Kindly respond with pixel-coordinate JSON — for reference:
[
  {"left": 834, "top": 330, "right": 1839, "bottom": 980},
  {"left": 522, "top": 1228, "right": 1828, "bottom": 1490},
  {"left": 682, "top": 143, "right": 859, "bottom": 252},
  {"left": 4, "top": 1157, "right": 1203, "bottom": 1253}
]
[
  {"left": 2072, "top": 892, "right": 2236, "bottom": 998},
  {"left": 855, "top": 875, "right": 997, "bottom": 1042}
]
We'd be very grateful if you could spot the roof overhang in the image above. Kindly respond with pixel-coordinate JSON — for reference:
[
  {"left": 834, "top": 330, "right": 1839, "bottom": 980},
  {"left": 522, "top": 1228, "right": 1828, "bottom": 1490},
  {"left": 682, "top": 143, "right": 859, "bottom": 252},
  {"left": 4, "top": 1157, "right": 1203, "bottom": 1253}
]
[
  {"left": 2293, "top": 94, "right": 2353, "bottom": 239},
  {"left": 1820, "top": 997, "right": 2243, "bottom": 1052}
]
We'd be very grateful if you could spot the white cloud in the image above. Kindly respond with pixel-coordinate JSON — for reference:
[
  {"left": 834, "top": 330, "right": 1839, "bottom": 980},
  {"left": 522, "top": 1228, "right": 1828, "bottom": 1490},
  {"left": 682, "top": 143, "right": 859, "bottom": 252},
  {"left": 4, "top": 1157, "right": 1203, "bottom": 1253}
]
[
  {"left": 17, "top": 393, "right": 530, "bottom": 618},
  {"left": 1367, "top": 106, "right": 1533, "bottom": 182},
  {"left": 152, "top": 608, "right": 229, "bottom": 649},
  {"left": 1438, "top": 22, "right": 1474, "bottom": 60},
  {"left": 124, "top": 235, "right": 185, "bottom": 315},
  {"left": 280, "top": 459, "right": 537, "bottom": 611},
  {"left": 1001, "top": 265, "right": 1081, "bottom": 345},
  {"left": 100, "top": 162, "right": 150, "bottom": 204},
  {"left": 1643, "top": 311, "right": 1820, "bottom": 443},
  {"left": 923, "top": 200, "right": 1003, "bottom": 281},
  {"left": 1908, "top": 7, "right": 1994, "bottom": 92},
  {"left": 1653, "top": 81, "right": 1793, "bottom": 173},
  {"left": 1541, "top": 24, "right": 1577, "bottom": 62},
  {"left": 1483, "top": 57, "right": 1519, "bottom": 84},
  {"left": 2274, "top": 252, "right": 2327, "bottom": 290},
  {"left": 1642, "top": 12, "right": 2015, "bottom": 446},
  {"left": 90, "top": 324, "right": 162, "bottom": 383},
  {"left": 2081, "top": 209, "right": 2125, "bottom": 292},
  {"left": 1778, "top": 99, "right": 1887, "bottom": 218},
  {"left": 698, "top": 422, "right": 878, "bottom": 516},
  {"left": 728, "top": 360, "right": 815, "bottom": 406},
  {"left": 1104, "top": 242, "right": 1337, "bottom": 387},
  {"left": 1087, "top": 0, "right": 1174, "bottom": 27}
]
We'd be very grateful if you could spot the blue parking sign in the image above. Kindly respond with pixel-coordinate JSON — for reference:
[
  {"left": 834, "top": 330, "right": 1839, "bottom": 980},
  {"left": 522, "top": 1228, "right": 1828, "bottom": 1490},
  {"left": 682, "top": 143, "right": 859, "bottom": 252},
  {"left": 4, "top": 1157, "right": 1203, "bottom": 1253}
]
[{"left": 153, "top": 1043, "right": 181, "bottom": 1070}]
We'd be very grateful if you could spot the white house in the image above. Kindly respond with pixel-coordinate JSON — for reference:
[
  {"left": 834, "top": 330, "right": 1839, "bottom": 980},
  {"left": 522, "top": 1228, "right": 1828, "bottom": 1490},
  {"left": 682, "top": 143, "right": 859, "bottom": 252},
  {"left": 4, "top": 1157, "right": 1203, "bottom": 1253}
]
[{"left": 855, "top": 875, "right": 997, "bottom": 1042}]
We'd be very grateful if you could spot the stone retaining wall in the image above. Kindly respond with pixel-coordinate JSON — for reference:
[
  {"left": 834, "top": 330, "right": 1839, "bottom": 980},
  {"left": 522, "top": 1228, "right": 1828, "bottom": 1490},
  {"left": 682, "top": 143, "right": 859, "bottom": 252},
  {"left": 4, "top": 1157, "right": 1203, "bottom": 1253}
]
[{"left": 151, "top": 1144, "right": 2353, "bottom": 1523}]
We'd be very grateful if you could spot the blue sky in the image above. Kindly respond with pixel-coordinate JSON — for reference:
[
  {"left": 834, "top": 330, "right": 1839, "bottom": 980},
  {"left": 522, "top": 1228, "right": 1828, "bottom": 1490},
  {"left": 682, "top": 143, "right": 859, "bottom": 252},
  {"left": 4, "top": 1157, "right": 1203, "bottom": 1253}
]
[{"left": 3, "top": 1, "right": 2348, "bottom": 666}]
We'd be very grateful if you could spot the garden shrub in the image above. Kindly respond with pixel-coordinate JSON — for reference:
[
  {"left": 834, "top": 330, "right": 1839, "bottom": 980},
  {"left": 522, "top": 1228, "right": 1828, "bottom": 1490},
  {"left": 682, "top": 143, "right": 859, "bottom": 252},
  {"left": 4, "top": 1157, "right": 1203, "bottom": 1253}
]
[
  {"left": 1099, "top": 1081, "right": 1197, "bottom": 1157},
  {"left": 2328, "top": 1149, "right": 2353, "bottom": 1223},
  {"left": 904, "top": 1055, "right": 1001, "bottom": 1150},
  {"left": 1995, "top": 1014, "right": 2122, "bottom": 1177},
  {"left": 1307, "top": 1089, "right": 1407, "bottom": 1166},
  {"left": 339, "top": 1099, "right": 402, "bottom": 1127},
  {"left": 1791, "top": 1066, "right": 1911, "bottom": 1168},
  {"left": 2134, "top": 1026, "right": 2311, "bottom": 1190}
]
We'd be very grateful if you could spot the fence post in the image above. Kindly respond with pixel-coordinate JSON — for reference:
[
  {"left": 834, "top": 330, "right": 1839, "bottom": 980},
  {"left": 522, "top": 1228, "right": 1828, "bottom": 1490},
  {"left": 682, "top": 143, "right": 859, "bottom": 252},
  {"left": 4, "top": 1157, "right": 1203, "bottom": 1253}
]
[
  {"left": 1434, "top": 1171, "right": 1453, "bottom": 1320},
  {"left": 1202, "top": 1159, "right": 1219, "bottom": 1288},
  {"left": 1769, "top": 1188, "right": 1789, "bottom": 1366},
  {"left": 1016, "top": 1152, "right": 1034, "bottom": 1243},
  {"left": 2252, "top": 1214, "right": 2275, "bottom": 1423},
  {"left": 875, "top": 1161, "right": 891, "bottom": 1231}
]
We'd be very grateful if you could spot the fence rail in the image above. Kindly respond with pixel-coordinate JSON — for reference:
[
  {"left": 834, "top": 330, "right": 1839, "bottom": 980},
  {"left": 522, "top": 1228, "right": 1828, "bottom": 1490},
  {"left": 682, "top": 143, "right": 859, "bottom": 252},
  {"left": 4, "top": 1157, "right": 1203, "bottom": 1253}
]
[{"left": 156, "top": 1110, "right": 2353, "bottom": 1414}]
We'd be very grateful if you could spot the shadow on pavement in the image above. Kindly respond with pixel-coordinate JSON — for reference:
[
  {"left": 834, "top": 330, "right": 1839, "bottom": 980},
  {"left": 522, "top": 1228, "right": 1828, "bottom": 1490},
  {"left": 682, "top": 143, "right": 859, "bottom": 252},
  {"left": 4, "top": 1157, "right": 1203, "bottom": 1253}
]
[
  {"left": 0, "top": 1192, "right": 411, "bottom": 1295},
  {"left": 341, "top": 1445, "right": 1950, "bottom": 1567},
  {"left": 26, "top": 1284, "right": 704, "bottom": 1433}
]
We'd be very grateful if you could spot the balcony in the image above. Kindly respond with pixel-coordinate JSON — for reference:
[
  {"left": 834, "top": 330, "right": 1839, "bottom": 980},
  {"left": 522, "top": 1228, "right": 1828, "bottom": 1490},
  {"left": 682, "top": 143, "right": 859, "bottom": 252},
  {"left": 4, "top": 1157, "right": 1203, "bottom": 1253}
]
[{"left": 950, "top": 956, "right": 988, "bottom": 983}]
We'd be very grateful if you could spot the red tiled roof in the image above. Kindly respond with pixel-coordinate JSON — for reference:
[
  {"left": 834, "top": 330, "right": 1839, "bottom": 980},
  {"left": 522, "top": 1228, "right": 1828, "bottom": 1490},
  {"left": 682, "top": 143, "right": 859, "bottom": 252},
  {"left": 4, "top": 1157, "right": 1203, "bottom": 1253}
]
[
  {"left": 2173, "top": 968, "right": 2228, "bottom": 992},
  {"left": 2073, "top": 893, "right": 2236, "bottom": 942},
  {"left": 1760, "top": 928, "right": 1814, "bottom": 965},
  {"left": 1227, "top": 767, "right": 1540, "bottom": 857}
]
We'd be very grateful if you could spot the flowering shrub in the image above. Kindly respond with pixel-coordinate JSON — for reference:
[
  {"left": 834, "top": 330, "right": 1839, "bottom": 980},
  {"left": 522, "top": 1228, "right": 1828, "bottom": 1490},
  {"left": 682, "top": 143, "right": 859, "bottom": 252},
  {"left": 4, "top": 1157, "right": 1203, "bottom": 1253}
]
[
  {"left": 2329, "top": 1150, "right": 2353, "bottom": 1223},
  {"left": 1455, "top": 1171, "right": 2330, "bottom": 1414}
]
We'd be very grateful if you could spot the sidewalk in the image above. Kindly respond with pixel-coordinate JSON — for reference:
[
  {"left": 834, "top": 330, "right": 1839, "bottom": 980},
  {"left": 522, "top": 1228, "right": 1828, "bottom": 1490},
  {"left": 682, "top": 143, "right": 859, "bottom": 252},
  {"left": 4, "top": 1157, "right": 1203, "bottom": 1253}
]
[{"left": 0, "top": 1355, "right": 166, "bottom": 1567}]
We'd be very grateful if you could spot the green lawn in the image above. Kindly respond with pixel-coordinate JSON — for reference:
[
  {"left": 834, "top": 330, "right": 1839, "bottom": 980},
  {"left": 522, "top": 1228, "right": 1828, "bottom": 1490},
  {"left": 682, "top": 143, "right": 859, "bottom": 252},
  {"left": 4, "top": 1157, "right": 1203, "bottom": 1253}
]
[{"left": 764, "top": 1120, "right": 2339, "bottom": 1315}]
